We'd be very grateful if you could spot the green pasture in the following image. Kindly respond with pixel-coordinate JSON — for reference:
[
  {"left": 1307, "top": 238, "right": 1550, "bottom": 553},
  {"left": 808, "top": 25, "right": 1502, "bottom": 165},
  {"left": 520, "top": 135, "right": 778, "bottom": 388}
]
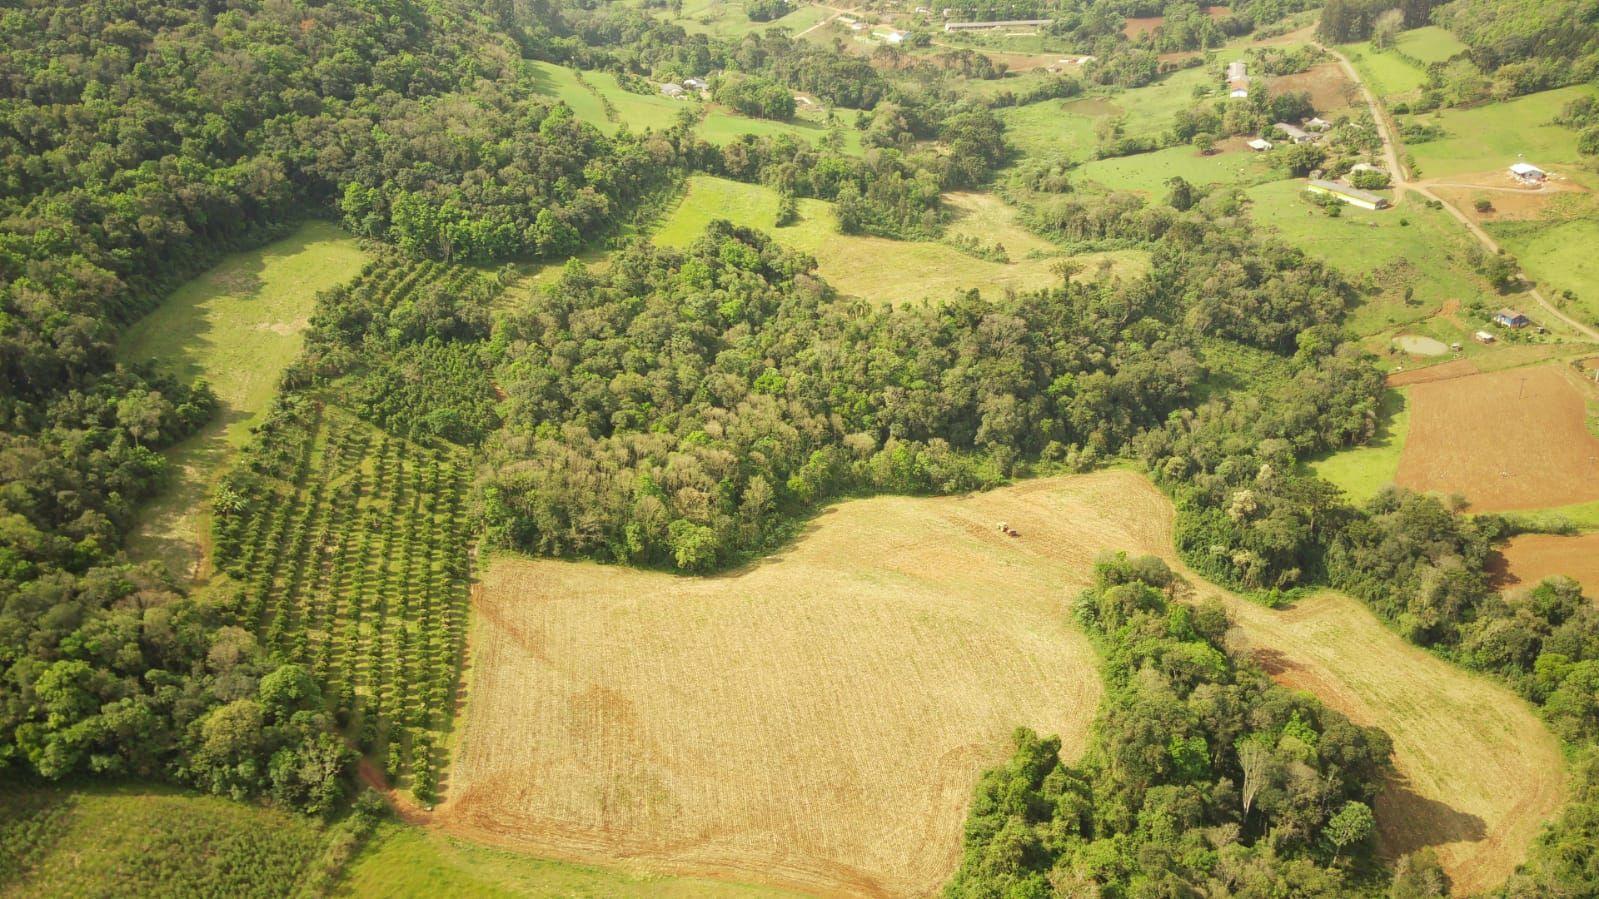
[
  {"left": 117, "top": 221, "right": 369, "bottom": 578},
  {"left": 652, "top": 176, "right": 1146, "bottom": 305},
  {"left": 1406, "top": 85, "right": 1597, "bottom": 178},
  {"left": 668, "top": 0, "right": 830, "bottom": 38},
  {"left": 1394, "top": 26, "right": 1469, "bottom": 64},
  {"left": 338, "top": 823, "right": 797, "bottom": 898},
  {"left": 1491, "top": 219, "right": 1599, "bottom": 329},
  {"left": 1076, "top": 145, "right": 1276, "bottom": 192},
  {"left": 1307, "top": 388, "right": 1411, "bottom": 504},
  {"left": 999, "top": 99, "right": 1100, "bottom": 162},
  {"left": 1245, "top": 181, "right": 1492, "bottom": 338},
  {"left": 1338, "top": 43, "right": 1428, "bottom": 98}
]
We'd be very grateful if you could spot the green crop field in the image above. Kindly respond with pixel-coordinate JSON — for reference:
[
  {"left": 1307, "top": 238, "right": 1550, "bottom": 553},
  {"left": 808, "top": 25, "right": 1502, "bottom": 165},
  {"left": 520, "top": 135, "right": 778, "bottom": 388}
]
[
  {"left": 1491, "top": 219, "right": 1599, "bottom": 327},
  {"left": 0, "top": 783, "right": 323, "bottom": 898},
  {"left": 1394, "top": 26, "right": 1470, "bottom": 64},
  {"left": 1406, "top": 85, "right": 1597, "bottom": 178},
  {"left": 117, "top": 221, "right": 369, "bottom": 578},
  {"left": 339, "top": 823, "right": 800, "bottom": 898},
  {"left": 653, "top": 176, "right": 1146, "bottom": 304},
  {"left": 1246, "top": 180, "right": 1493, "bottom": 339},
  {"left": 1077, "top": 145, "right": 1278, "bottom": 192},
  {"left": 1307, "top": 388, "right": 1411, "bottom": 503}
]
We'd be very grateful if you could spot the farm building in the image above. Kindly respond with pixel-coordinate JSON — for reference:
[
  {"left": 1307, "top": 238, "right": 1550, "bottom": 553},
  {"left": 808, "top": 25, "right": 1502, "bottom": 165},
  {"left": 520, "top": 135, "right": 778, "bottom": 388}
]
[
  {"left": 1494, "top": 308, "right": 1531, "bottom": 328},
  {"left": 1226, "top": 61, "right": 1247, "bottom": 80},
  {"left": 1228, "top": 78, "right": 1249, "bottom": 98},
  {"left": 1273, "top": 122, "right": 1315, "bottom": 143},
  {"left": 683, "top": 77, "right": 706, "bottom": 90},
  {"left": 1247, "top": 138, "right": 1273, "bottom": 151},
  {"left": 1510, "top": 162, "right": 1547, "bottom": 184},
  {"left": 659, "top": 82, "right": 685, "bottom": 98},
  {"left": 1306, "top": 179, "right": 1390, "bottom": 210},
  {"left": 944, "top": 18, "right": 1049, "bottom": 31},
  {"left": 1306, "top": 117, "right": 1331, "bottom": 132},
  {"left": 879, "top": 28, "right": 908, "bottom": 43},
  {"left": 1475, "top": 330, "right": 1496, "bottom": 344}
]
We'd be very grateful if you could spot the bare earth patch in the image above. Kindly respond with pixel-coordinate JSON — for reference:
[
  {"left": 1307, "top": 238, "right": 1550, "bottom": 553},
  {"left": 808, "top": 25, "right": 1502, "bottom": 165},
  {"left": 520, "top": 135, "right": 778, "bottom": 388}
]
[
  {"left": 1386, "top": 358, "right": 1479, "bottom": 387},
  {"left": 1493, "top": 532, "right": 1599, "bottom": 600},
  {"left": 1396, "top": 363, "right": 1599, "bottom": 511},
  {"left": 1269, "top": 62, "right": 1360, "bottom": 115},
  {"left": 444, "top": 471, "right": 1562, "bottom": 896}
]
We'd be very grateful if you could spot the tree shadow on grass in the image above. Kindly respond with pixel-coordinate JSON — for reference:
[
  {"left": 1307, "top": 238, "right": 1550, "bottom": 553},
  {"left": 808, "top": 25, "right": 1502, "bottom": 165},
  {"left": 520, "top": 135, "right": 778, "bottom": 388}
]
[{"left": 1374, "top": 773, "right": 1488, "bottom": 862}]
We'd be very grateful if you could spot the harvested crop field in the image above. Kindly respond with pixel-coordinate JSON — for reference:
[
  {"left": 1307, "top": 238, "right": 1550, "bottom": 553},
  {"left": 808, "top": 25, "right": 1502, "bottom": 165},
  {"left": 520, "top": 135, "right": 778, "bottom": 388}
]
[
  {"left": 1493, "top": 532, "right": 1599, "bottom": 599},
  {"left": 1395, "top": 363, "right": 1599, "bottom": 511},
  {"left": 446, "top": 478, "right": 1136, "bottom": 896},
  {"left": 1269, "top": 62, "right": 1359, "bottom": 114},
  {"left": 443, "top": 471, "right": 1562, "bottom": 896}
]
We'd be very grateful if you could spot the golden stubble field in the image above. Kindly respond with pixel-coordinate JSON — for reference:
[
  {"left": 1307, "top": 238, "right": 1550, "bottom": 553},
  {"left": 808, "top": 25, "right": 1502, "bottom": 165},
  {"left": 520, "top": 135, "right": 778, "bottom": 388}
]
[{"left": 442, "top": 471, "right": 1565, "bottom": 897}]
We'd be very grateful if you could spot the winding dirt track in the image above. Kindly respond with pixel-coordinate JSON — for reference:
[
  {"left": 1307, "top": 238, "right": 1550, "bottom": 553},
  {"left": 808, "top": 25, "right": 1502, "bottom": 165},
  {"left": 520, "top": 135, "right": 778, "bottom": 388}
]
[{"left": 434, "top": 471, "right": 1563, "bottom": 896}]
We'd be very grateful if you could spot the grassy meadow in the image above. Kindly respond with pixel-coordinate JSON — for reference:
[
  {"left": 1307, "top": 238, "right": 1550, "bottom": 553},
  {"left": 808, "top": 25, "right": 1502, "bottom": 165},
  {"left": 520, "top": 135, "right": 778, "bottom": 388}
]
[
  {"left": 1490, "top": 218, "right": 1599, "bottom": 328},
  {"left": 653, "top": 175, "right": 1147, "bottom": 304},
  {"left": 1245, "top": 180, "right": 1493, "bottom": 340},
  {"left": 1076, "top": 144, "right": 1277, "bottom": 192},
  {"left": 339, "top": 823, "right": 801, "bottom": 898},
  {"left": 1406, "top": 85, "right": 1597, "bottom": 178},
  {"left": 1393, "top": 26, "right": 1470, "bottom": 64},
  {"left": 117, "top": 221, "right": 369, "bottom": 578},
  {"left": 1307, "top": 388, "right": 1411, "bottom": 503},
  {"left": 1338, "top": 42, "right": 1429, "bottom": 98},
  {"left": 0, "top": 783, "right": 324, "bottom": 898}
]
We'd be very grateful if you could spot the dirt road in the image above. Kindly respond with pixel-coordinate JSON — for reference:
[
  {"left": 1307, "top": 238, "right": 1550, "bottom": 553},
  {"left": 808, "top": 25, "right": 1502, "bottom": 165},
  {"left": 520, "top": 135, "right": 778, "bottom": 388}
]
[{"left": 1321, "top": 44, "right": 1599, "bottom": 343}]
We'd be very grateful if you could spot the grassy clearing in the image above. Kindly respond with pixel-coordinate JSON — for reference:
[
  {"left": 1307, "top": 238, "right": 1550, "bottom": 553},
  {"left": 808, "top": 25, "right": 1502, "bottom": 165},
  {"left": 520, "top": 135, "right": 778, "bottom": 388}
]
[
  {"left": 664, "top": 0, "right": 830, "bottom": 38},
  {"left": 1490, "top": 219, "right": 1599, "bottom": 328},
  {"left": 0, "top": 782, "right": 323, "bottom": 899},
  {"left": 117, "top": 221, "right": 369, "bottom": 579},
  {"left": 653, "top": 176, "right": 1147, "bottom": 304},
  {"left": 1076, "top": 145, "right": 1277, "bottom": 192},
  {"left": 340, "top": 823, "right": 795, "bottom": 898},
  {"left": 1407, "top": 85, "right": 1597, "bottom": 179},
  {"left": 1338, "top": 42, "right": 1428, "bottom": 98},
  {"left": 1393, "top": 26, "right": 1469, "bottom": 64},
  {"left": 998, "top": 99, "right": 1099, "bottom": 163},
  {"left": 1307, "top": 388, "right": 1411, "bottom": 503},
  {"left": 1245, "top": 181, "right": 1493, "bottom": 339}
]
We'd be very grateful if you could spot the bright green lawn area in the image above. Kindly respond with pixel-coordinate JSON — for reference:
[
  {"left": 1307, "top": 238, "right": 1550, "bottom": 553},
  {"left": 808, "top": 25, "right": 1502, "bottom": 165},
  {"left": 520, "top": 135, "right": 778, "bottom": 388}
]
[
  {"left": 1393, "top": 26, "right": 1469, "bottom": 64},
  {"left": 0, "top": 782, "right": 323, "bottom": 898},
  {"left": 1077, "top": 145, "right": 1278, "bottom": 193},
  {"left": 653, "top": 176, "right": 1147, "bottom": 304},
  {"left": 1490, "top": 219, "right": 1599, "bottom": 329},
  {"left": 697, "top": 107, "right": 864, "bottom": 153},
  {"left": 528, "top": 61, "right": 611, "bottom": 130},
  {"left": 1406, "top": 85, "right": 1597, "bottom": 178},
  {"left": 339, "top": 823, "right": 797, "bottom": 898},
  {"left": 1307, "top": 388, "right": 1411, "bottom": 504},
  {"left": 117, "top": 221, "right": 369, "bottom": 578},
  {"left": 1245, "top": 180, "right": 1492, "bottom": 338},
  {"left": 1000, "top": 67, "right": 1216, "bottom": 164},
  {"left": 1338, "top": 42, "right": 1428, "bottom": 98}
]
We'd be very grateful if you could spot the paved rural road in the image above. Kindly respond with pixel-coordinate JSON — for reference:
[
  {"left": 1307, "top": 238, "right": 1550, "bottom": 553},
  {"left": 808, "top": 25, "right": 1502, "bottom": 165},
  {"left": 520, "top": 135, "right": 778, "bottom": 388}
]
[{"left": 1322, "top": 44, "right": 1599, "bottom": 343}]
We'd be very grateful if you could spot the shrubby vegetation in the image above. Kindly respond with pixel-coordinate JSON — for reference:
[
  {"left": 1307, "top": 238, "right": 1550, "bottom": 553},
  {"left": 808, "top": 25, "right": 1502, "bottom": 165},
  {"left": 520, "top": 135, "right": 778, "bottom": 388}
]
[{"left": 948, "top": 555, "right": 1391, "bottom": 896}]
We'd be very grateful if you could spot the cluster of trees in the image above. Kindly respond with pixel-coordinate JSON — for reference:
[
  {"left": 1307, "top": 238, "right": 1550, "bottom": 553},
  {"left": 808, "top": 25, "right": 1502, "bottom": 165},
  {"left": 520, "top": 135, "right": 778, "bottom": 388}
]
[
  {"left": 948, "top": 555, "right": 1394, "bottom": 896},
  {"left": 482, "top": 222, "right": 1201, "bottom": 571},
  {"left": 745, "top": 0, "right": 791, "bottom": 22},
  {"left": 1557, "top": 95, "right": 1599, "bottom": 159},
  {"left": 1317, "top": 0, "right": 1442, "bottom": 43},
  {"left": 713, "top": 76, "right": 796, "bottom": 120}
]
